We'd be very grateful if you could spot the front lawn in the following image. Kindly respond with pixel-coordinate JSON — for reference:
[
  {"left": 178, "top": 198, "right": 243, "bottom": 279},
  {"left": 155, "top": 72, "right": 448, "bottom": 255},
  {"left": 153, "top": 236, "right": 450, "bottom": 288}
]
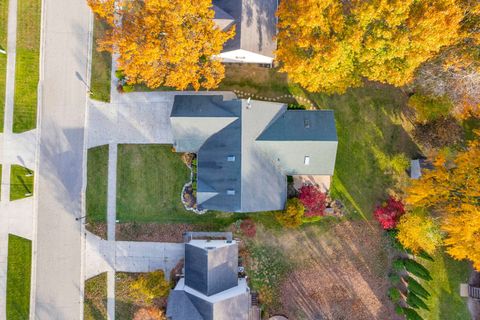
[
  {"left": 10, "top": 164, "right": 34, "bottom": 201},
  {"left": 84, "top": 273, "right": 108, "bottom": 320},
  {"left": 90, "top": 15, "right": 111, "bottom": 102},
  {"left": 13, "top": 0, "right": 41, "bottom": 133},
  {"left": 6, "top": 234, "right": 32, "bottom": 320},
  {"left": 116, "top": 144, "right": 239, "bottom": 228},
  {"left": 0, "top": 0, "right": 8, "bottom": 132}
]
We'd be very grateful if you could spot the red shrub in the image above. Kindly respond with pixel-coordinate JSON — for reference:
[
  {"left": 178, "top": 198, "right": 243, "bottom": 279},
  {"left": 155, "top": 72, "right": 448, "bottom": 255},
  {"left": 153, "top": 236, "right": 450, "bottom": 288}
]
[
  {"left": 298, "top": 185, "right": 327, "bottom": 217},
  {"left": 240, "top": 219, "right": 256, "bottom": 237},
  {"left": 373, "top": 196, "right": 406, "bottom": 230}
]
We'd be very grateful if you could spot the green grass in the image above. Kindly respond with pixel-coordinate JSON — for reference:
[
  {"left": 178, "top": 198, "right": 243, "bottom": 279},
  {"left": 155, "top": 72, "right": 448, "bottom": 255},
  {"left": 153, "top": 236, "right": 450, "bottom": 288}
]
[
  {"left": 6, "top": 234, "right": 32, "bottom": 320},
  {"left": 86, "top": 145, "right": 109, "bottom": 224},
  {"left": 418, "top": 252, "right": 470, "bottom": 320},
  {"left": 12, "top": 0, "right": 40, "bottom": 133},
  {"left": 0, "top": 0, "right": 8, "bottom": 132},
  {"left": 116, "top": 144, "right": 241, "bottom": 228},
  {"left": 84, "top": 273, "right": 108, "bottom": 320},
  {"left": 90, "top": 15, "right": 111, "bottom": 102},
  {"left": 10, "top": 164, "right": 33, "bottom": 201}
]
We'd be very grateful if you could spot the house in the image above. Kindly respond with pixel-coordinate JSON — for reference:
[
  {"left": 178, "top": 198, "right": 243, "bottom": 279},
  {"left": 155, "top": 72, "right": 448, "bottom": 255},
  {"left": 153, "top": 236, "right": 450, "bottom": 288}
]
[
  {"left": 166, "top": 232, "right": 252, "bottom": 320},
  {"left": 170, "top": 95, "right": 338, "bottom": 213},
  {"left": 212, "top": 0, "right": 278, "bottom": 65}
]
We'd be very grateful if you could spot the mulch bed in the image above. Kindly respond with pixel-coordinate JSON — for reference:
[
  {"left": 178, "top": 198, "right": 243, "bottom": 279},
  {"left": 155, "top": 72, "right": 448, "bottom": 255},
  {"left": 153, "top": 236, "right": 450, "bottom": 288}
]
[{"left": 116, "top": 223, "right": 203, "bottom": 242}]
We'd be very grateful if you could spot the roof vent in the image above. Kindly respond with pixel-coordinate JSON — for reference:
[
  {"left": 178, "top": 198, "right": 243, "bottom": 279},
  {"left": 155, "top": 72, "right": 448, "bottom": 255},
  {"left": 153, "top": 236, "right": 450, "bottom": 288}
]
[
  {"left": 227, "top": 189, "right": 235, "bottom": 195},
  {"left": 227, "top": 155, "right": 236, "bottom": 162},
  {"left": 304, "top": 119, "right": 310, "bottom": 128},
  {"left": 304, "top": 156, "right": 310, "bottom": 165}
]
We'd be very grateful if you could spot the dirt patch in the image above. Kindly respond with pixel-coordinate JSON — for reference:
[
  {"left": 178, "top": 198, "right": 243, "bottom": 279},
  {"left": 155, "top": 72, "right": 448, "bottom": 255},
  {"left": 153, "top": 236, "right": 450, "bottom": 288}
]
[
  {"left": 116, "top": 223, "right": 203, "bottom": 242},
  {"left": 253, "top": 220, "right": 400, "bottom": 320},
  {"left": 87, "top": 222, "right": 107, "bottom": 239}
]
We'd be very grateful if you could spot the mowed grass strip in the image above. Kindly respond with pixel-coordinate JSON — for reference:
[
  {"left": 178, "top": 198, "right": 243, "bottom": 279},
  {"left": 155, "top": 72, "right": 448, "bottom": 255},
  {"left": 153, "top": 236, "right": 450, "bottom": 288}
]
[
  {"left": 10, "top": 164, "right": 33, "bottom": 201},
  {"left": 418, "top": 252, "right": 470, "bottom": 320},
  {"left": 90, "top": 15, "right": 111, "bottom": 102},
  {"left": 6, "top": 234, "right": 32, "bottom": 320},
  {"left": 84, "top": 273, "right": 108, "bottom": 320},
  {"left": 86, "top": 145, "right": 109, "bottom": 224},
  {"left": 12, "top": 0, "right": 40, "bottom": 133},
  {"left": 0, "top": 0, "right": 8, "bottom": 132},
  {"left": 116, "top": 144, "right": 192, "bottom": 223}
]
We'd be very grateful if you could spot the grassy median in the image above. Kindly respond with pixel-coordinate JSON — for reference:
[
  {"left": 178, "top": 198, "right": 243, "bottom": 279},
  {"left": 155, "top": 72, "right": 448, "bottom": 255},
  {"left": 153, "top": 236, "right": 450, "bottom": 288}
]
[
  {"left": 0, "top": 0, "right": 8, "bottom": 132},
  {"left": 12, "top": 0, "right": 41, "bottom": 132},
  {"left": 90, "top": 15, "right": 111, "bottom": 102},
  {"left": 10, "top": 164, "right": 34, "bottom": 201},
  {"left": 6, "top": 234, "right": 32, "bottom": 320},
  {"left": 84, "top": 273, "right": 108, "bottom": 320}
]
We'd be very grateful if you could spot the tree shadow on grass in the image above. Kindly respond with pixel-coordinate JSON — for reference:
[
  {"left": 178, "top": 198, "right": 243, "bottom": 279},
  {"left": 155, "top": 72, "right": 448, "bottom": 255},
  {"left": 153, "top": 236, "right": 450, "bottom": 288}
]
[{"left": 304, "top": 85, "right": 421, "bottom": 219}]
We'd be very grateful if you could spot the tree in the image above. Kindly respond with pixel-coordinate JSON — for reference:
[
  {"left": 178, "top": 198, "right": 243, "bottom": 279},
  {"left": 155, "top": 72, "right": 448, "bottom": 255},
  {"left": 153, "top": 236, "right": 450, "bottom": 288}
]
[
  {"left": 130, "top": 270, "right": 170, "bottom": 303},
  {"left": 396, "top": 209, "right": 443, "bottom": 255},
  {"left": 406, "top": 136, "right": 480, "bottom": 213},
  {"left": 88, "top": 0, "right": 234, "bottom": 90},
  {"left": 276, "top": 198, "right": 304, "bottom": 228},
  {"left": 414, "top": 1, "right": 480, "bottom": 119},
  {"left": 407, "top": 93, "right": 453, "bottom": 123},
  {"left": 373, "top": 196, "right": 406, "bottom": 230},
  {"left": 441, "top": 204, "right": 480, "bottom": 270},
  {"left": 406, "top": 134, "right": 480, "bottom": 269},
  {"left": 276, "top": 0, "right": 466, "bottom": 93},
  {"left": 298, "top": 185, "right": 327, "bottom": 217}
]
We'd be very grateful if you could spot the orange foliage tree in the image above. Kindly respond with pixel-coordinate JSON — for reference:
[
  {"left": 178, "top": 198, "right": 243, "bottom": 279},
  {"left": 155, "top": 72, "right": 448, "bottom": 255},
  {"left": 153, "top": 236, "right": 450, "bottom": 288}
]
[
  {"left": 87, "top": 0, "right": 234, "bottom": 90},
  {"left": 406, "top": 133, "right": 480, "bottom": 269},
  {"left": 276, "top": 0, "right": 466, "bottom": 93}
]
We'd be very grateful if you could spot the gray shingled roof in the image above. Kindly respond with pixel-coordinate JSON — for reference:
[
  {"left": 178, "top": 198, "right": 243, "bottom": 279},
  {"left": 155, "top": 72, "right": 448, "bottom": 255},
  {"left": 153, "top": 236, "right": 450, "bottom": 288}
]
[
  {"left": 166, "top": 291, "right": 203, "bottom": 320},
  {"left": 170, "top": 95, "right": 338, "bottom": 212},
  {"left": 213, "top": 0, "right": 277, "bottom": 58},
  {"left": 256, "top": 110, "right": 339, "bottom": 175},
  {"left": 185, "top": 243, "right": 238, "bottom": 296}
]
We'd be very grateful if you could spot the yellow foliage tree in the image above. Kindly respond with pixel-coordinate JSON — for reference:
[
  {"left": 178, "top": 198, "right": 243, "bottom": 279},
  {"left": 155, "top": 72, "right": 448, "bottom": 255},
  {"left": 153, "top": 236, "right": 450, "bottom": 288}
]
[
  {"left": 441, "top": 204, "right": 480, "bottom": 270},
  {"left": 406, "top": 132, "right": 480, "bottom": 268},
  {"left": 275, "top": 198, "right": 304, "bottom": 228},
  {"left": 87, "top": 0, "right": 234, "bottom": 90},
  {"left": 130, "top": 270, "right": 170, "bottom": 304},
  {"left": 276, "top": 0, "right": 466, "bottom": 93},
  {"left": 396, "top": 209, "right": 443, "bottom": 255}
]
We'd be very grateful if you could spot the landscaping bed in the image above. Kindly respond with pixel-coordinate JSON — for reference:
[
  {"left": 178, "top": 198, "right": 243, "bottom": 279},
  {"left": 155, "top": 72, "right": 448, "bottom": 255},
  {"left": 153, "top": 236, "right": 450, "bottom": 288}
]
[
  {"left": 116, "top": 222, "right": 203, "bottom": 242},
  {"left": 115, "top": 272, "right": 168, "bottom": 320},
  {"left": 84, "top": 273, "right": 108, "bottom": 320}
]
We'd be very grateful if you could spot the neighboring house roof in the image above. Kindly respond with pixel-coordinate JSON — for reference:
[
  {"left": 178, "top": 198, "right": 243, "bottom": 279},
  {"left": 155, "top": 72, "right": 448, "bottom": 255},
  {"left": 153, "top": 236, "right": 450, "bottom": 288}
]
[
  {"left": 185, "top": 241, "right": 239, "bottom": 296},
  {"left": 213, "top": 0, "right": 277, "bottom": 58},
  {"left": 166, "top": 291, "right": 203, "bottom": 320},
  {"left": 166, "top": 237, "right": 250, "bottom": 320},
  {"left": 170, "top": 95, "right": 338, "bottom": 213}
]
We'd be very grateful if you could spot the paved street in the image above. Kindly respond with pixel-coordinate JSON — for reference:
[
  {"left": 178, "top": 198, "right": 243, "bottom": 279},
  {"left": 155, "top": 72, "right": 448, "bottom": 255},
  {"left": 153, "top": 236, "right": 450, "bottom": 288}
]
[{"left": 31, "top": 0, "right": 91, "bottom": 318}]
